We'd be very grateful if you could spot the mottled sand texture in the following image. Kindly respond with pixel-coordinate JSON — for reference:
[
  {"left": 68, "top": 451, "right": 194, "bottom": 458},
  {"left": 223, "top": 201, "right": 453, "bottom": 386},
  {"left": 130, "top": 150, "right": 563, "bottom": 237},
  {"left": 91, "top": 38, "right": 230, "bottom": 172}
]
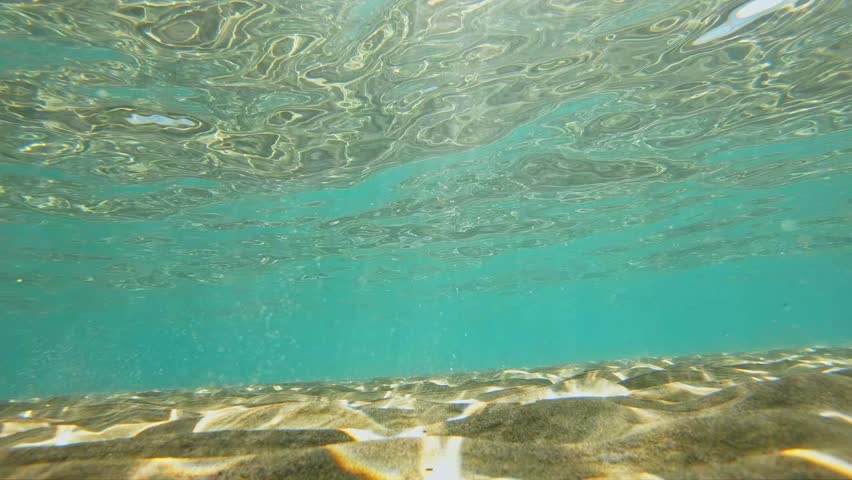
[{"left": 1, "top": 346, "right": 851, "bottom": 479}]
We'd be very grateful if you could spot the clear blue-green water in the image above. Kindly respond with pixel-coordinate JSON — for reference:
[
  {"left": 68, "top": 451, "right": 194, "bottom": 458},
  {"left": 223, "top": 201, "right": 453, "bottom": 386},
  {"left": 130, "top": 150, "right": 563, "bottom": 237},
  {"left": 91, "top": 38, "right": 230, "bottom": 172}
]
[{"left": 0, "top": 0, "right": 850, "bottom": 400}]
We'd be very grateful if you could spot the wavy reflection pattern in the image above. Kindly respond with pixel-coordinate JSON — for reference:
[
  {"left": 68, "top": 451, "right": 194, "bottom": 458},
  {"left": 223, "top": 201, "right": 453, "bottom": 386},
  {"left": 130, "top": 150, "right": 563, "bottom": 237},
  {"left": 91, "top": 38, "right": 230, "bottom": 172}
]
[{"left": 0, "top": 0, "right": 849, "bottom": 292}]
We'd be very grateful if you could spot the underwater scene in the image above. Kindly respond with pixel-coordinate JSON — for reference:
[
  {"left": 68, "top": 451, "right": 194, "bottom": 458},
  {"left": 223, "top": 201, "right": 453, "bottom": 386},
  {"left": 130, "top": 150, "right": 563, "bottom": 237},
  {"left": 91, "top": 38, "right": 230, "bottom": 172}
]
[{"left": 0, "top": 0, "right": 850, "bottom": 478}]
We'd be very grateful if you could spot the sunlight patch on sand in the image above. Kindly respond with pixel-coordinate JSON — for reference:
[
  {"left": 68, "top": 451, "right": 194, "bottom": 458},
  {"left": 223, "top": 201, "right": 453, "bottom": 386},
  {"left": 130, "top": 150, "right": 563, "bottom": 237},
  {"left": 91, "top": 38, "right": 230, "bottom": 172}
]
[
  {"left": 130, "top": 455, "right": 254, "bottom": 480},
  {"left": 781, "top": 449, "right": 852, "bottom": 478}
]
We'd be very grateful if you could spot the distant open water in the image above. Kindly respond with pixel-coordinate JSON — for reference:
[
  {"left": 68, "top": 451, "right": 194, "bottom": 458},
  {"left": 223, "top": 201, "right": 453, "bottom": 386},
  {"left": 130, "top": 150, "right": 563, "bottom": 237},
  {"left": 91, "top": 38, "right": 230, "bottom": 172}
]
[{"left": 0, "top": 0, "right": 850, "bottom": 399}]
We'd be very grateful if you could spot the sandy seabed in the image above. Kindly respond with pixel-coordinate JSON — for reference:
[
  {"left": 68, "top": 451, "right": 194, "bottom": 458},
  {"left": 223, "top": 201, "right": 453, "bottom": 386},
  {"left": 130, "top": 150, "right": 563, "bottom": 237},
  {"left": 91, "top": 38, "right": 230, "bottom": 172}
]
[{"left": 1, "top": 346, "right": 851, "bottom": 479}]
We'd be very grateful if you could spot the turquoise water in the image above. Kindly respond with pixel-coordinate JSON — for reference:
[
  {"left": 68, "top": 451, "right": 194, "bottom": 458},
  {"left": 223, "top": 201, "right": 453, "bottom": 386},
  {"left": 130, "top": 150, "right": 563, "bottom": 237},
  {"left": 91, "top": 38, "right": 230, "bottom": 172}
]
[{"left": 0, "top": 0, "right": 850, "bottom": 399}]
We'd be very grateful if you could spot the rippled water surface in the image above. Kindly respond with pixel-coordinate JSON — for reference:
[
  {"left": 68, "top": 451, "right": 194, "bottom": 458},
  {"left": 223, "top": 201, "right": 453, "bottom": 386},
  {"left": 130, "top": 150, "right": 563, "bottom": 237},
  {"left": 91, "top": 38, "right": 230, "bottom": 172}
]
[{"left": 0, "top": 0, "right": 850, "bottom": 398}]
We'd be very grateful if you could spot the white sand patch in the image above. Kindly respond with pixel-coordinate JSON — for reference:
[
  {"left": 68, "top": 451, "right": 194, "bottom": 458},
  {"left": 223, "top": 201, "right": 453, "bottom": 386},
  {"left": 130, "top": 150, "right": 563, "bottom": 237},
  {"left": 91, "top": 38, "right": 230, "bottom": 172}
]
[
  {"left": 782, "top": 449, "right": 852, "bottom": 477},
  {"left": 558, "top": 378, "right": 631, "bottom": 398},
  {"left": 421, "top": 436, "right": 464, "bottom": 479},
  {"left": 0, "top": 421, "right": 50, "bottom": 438},
  {"left": 14, "top": 420, "right": 171, "bottom": 448},
  {"left": 820, "top": 411, "right": 852, "bottom": 425},
  {"left": 447, "top": 401, "right": 488, "bottom": 422},
  {"left": 130, "top": 455, "right": 254, "bottom": 480}
]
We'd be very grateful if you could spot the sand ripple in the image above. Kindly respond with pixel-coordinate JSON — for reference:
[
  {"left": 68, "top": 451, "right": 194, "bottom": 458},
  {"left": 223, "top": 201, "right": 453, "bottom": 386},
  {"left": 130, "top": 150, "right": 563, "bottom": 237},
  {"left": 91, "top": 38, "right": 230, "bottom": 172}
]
[{"left": 1, "top": 345, "right": 850, "bottom": 479}]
